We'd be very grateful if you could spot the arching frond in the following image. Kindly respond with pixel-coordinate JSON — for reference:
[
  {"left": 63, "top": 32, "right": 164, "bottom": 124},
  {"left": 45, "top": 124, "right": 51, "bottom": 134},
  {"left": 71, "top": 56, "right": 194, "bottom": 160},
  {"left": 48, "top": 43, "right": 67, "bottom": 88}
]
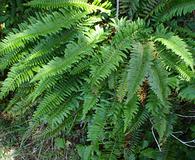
[
  {"left": 124, "top": 95, "right": 139, "bottom": 132},
  {"left": 179, "top": 83, "right": 195, "bottom": 102},
  {"left": 32, "top": 78, "right": 80, "bottom": 122},
  {"left": 126, "top": 42, "right": 153, "bottom": 102},
  {"left": 88, "top": 105, "right": 107, "bottom": 144},
  {"left": 117, "top": 68, "right": 128, "bottom": 102},
  {"left": 32, "top": 28, "right": 107, "bottom": 81},
  {"left": 155, "top": 0, "right": 195, "bottom": 22},
  {"left": 0, "top": 65, "right": 34, "bottom": 98},
  {"left": 89, "top": 46, "right": 126, "bottom": 85},
  {"left": 81, "top": 91, "right": 99, "bottom": 120},
  {"left": 148, "top": 61, "right": 169, "bottom": 105},
  {"left": 26, "top": 0, "right": 111, "bottom": 13},
  {"left": 0, "top": 10, "right": 85, "bottom": 55},
  {"left": 154, "top": 26, "right": 194, "bottom": 69}
]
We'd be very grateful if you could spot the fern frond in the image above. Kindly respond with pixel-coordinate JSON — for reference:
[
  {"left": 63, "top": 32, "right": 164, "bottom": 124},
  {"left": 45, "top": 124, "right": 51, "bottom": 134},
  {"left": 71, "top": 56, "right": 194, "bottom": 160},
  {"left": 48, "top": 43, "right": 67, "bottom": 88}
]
[
  {"left": 28, "top": 76, "right": 62, "bottom": 102},
  {"left": 23, "top": 31, "right": 76, "bottom": 67},
  {"left": 0, "top": 49, "right": 25, "bottom": 70},
  {"left": 112, "top": 18, "right": 149, "bottom": 44},
  {"left": 148, "top": 61, "right": 169, "bottom": 105},
  {"left": 146, "top": 91, "right": 171, "bottom": 141},
  {"left": 32, "top": 78, "right": 80, "bottom": 122},
  {"left": 176, "top": 25, "right": 195, "bottom": 38},
  {"left": 146, "top": 91, "right": 170, "bottom": 116},
  {"left": 179, "top": 84, "right": 195, "bottom": 102},
  {"left": 70, "top": 58, "right": 92, "bottom": 75},
  {"left": 139, "top": 0, "right": 166, "bottom": 20},
  {"left": 27, "top": 0, "right": 111, "bottom": 13},
  {"left": 38, "top": 114, "right": 76, "bottom": 138},
  {"left": 176, "top": 64, "right": 194, "bottom": 81},
  {"left": 0, "top": 10, "right": 85, "bottom": 55},
  {"left": 46, "top": 96, "right": 79, "bottom": 126},
  {"left": 117, "top": 68, "right": 128, "bottom": 102},
  {"left": 126, "top": 42, "right": 153, "bottom": 102},
  {"left": 89, "top": 19, "right": 149, "bottom": 86},
  {"left": 0, "top": 31, "right": 76, "bottom": 98},
  {"left": 81, "top": 91, "right": 99, "bottom": 120},
  {"left": 88, "top": 104, "right": 108, "bottom": 144},
  {"left": 4, "top": 83, "right": 34, "bottom": 115},
  {"left": 156, "top": 0, "right": 195, "bottom": 22},
  {"left": 0, "top": 65, "right": 34, "bottom": 98},
  {"left": 89, "top": 47, "right": 126, "bottom": 86},
  {"left": 158, "top": 46, "right": 193, "bottom": 81},
  {"left": 154, "top": 26, "right": 194, "bottom": 69},
  {"left": 129, "top": 109, "right": 149, "bottom": 133},
  {"left": 32, "top": 28, "right": 107, "bottom": 81},
  {"left": 119, "top": 0, "right": 139, "bottom": 18},
  {"left": 124, "top": 95, "right": 139, "bottom": 132}
]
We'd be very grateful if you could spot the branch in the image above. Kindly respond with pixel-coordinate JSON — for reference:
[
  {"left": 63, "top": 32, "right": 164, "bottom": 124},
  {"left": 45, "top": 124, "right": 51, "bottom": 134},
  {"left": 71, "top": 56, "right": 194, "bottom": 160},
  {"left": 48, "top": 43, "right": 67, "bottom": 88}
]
[
  {"left": 116, "top": 0, "right": 119, "bottom": 18},
  {"left": 176, "top": 113, "right": 195, "bottom": 118},
  {"left": 151, "top": 126, "right": 162, "bottom": 152},
  {"left": 171, "top": 134, "right": 195, "bottom": 148}
]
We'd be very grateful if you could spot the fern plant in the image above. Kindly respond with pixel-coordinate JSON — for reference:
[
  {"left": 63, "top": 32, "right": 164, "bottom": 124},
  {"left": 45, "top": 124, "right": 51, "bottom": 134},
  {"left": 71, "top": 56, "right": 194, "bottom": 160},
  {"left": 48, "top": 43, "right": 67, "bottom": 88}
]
[{"left": 0, "top": 0, "right": 195, "bottom": 159}]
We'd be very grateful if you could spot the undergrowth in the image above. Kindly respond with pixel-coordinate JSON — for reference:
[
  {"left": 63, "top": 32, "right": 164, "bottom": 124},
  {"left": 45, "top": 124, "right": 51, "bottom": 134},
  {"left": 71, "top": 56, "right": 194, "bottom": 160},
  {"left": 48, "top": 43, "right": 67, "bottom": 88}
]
[{"left": 0, "top": 0, "right": 195, "bottom": 159}]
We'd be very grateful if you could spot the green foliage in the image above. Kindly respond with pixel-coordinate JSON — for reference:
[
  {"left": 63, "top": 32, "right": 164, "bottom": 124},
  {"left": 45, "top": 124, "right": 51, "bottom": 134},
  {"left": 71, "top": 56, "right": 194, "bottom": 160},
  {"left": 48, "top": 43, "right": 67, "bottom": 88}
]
[
  {"left": 0, "top": 0, "right": 195, "bottom": 159},
  {"left": 26, "top": 0, "right": 112, "bottom": 13},
  {"left": 126, "top": 42, "right": 153, "bottom": 102},
  {"left": 0, "top": 0, "right": 33, "bottom": 37},
  {"left": 154, "top": 25, "right": 194, "bottom": 69}
]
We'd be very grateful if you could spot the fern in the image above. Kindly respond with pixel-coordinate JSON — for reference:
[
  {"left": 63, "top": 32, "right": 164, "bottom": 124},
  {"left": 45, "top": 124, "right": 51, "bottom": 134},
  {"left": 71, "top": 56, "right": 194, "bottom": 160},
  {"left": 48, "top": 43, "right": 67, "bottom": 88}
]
[
  {"left": 33, "top": 28, "right": 107, "bottom": 81},
  {"left": 154, "top": 25, "right": 194, "bottom": 69},
  {"left": 81, "top": 90, "right": 99, "bottom": 120},
  {"left": 32, "top": 78, "right": 80, "bottom": 122},
  {"left": 28, "top": 76, "right": 61, "bottom": 102},
  {"left": 0, "top": 0, "right": 195, "bottom": 159},
  {"left": 46, "top": 95, "right": 79, "bottom": 126},
  {"left": 24, "top": 31, "right": 76, "bottom": 66},
  {"left": 87, "top": 105, "right": 107, "bottom": 144},
  {"left": 89, "top": 46, "right": 126, "bottom": 85},
  {"left": 116, "top": 67, "right": 128, "bottom": 102},
  {"left": 0, "top": 10, "right": 85, "bottom": 55},
  {"left": 146, "top": 91, "right": 171, "bottom": 142},
  {"left": 0, "top": 65, "right": 34, "bottom": 98},
  {"left": 119, "top": 0, "right": 140, "bottom": 18},
  {"left": 124, "top": 95, "right": 139, "bottom": 132},
  {"left": 148, "top": 61, "right": 169, "bottom": 105},
  {"left": 179, "top": 83, "right": 195, "bottom": 102},
  {"left": 157, "top": 46, "right": 194, "bottom": 81},
  {"left": 129, "top": 109, "right": 149, "bottom": 133},
  {"left": 126, "top": 42, "right": 153, "bottom": 102},
  {"left": 26, "top": 0, "right": 111, "bottom": 13},
  {"left": 139, "top": 0, "right": 165, "bottom": 19},
  {"left": 156, "top": 0, "right": 195, "bottom": 22}
]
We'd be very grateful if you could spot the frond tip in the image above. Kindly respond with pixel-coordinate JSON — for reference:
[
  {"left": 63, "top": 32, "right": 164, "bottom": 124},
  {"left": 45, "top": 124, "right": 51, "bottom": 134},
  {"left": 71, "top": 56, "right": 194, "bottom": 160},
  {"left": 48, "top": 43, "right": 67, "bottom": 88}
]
[{"left": 154, "top": 26, "right": 194, "bottom": 70}]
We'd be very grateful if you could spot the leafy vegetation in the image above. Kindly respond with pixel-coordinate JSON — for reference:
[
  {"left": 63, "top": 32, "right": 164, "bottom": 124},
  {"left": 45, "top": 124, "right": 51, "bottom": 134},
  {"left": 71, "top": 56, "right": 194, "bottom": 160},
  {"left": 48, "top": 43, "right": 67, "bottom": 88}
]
[{"left": 0, "top": 0, "right": 195, "bottom": 159}]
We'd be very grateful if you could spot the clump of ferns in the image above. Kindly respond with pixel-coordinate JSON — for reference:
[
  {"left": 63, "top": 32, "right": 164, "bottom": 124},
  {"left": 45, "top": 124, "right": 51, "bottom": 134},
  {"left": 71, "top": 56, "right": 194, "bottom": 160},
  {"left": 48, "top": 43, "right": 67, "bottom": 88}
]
[{"left": 0, "top": 0, "right": 195, "bottom": 159}]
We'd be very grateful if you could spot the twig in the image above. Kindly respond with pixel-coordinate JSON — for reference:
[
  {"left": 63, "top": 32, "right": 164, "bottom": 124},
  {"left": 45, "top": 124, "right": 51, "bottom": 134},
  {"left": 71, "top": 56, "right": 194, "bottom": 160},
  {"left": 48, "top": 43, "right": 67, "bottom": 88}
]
[
  {"left": 116, "top": 0, "right": 119, "bottom": 18},
  {"left": 171, "top": 134, "right": 195, "bottom": 148},
  {"left": 176, "top": 114, "right": 195, "bottom": 118},
  {"left": 172, "top": 131, "right": 184, "bottom": 134},
  {"left": 151, "top": 126, "right": 162, "bottom": 152},
  {"left": 189, "top": 110, "right": 195, "bottom": 113},
  {"left": 37, "top": 139, "right": 45, "bottom": 159},
  {"left": 184, "top": 139, "right": 195, "bottom": 144}
]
